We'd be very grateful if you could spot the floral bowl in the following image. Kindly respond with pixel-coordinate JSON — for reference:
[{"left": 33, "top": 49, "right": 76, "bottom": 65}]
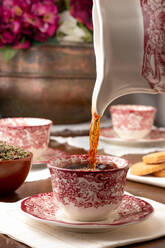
[{"left": 0, "top": 152, "right": 33, "bottom": 195}]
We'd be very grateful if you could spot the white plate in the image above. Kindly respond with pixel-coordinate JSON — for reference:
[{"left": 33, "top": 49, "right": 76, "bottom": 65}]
[
  {"left": 100, "top": 127, "right": 165, "bottom": 146},
  {"left": 21, "top": 192, "right": 153, "bottom": 233},
  {"left": 127, "top": 169, "right": 165, "bottom": 188}
]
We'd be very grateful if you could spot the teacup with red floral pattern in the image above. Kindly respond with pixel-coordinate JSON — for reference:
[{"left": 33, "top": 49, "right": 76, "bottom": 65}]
[
  {"left": 47, "top": 154, "right": 129, "bottom": 222},
  {"left": 110, "top": 105, "right": 156, "bottom": 140},
  {"left": 0, "top": 117, "right": 52, "bottom": 161}
]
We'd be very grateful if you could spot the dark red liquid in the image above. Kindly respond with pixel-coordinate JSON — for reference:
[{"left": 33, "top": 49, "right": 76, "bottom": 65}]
[
  {"left": 67, "top": 162, "right": 117, "bottom": 170},
  {"left": 96, "top": 163, "right": 117, "bottom": 170}
]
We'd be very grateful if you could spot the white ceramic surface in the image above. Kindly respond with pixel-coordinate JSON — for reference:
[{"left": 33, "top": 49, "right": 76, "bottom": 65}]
[{"left": 127, "top": 169, "right": 165, "bottom": 188}]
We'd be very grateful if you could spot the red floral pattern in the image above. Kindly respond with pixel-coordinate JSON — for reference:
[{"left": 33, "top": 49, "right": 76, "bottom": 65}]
[
  {"left": 110, "top": 105, "right": 156, "bottom": 131},
  {"left": 0, "top": 117, "right": 52, "bottom": 151},
  {"left": 51, "top": 170, "right": 126, "bottom": 208},
  {"left": 140, "top": 0, "right": 165, "bottom": 91},
  {"left": 48, "top": 155, "right": 128, "bottom": 210},
  {"left": 21, "top": 192, "right": 154, "bottom": 227}
]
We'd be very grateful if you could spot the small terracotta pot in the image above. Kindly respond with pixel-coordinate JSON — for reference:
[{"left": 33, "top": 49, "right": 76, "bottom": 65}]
[{"left": 0, "top": 152, "right": 33, "bottom": 195}]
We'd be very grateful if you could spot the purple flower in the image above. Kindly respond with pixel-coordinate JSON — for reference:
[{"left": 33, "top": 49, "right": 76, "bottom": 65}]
[
  {"left": 0, "top": 0, "right": 59, "bottom": 48},
  {"left": 70, "top": 0, "right": 93, "bottom": 31}
]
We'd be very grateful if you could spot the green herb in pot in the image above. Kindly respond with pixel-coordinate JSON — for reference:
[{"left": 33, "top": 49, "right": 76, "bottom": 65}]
[{"left": 0, "top": 142, "right": 30, "bottom": 161}]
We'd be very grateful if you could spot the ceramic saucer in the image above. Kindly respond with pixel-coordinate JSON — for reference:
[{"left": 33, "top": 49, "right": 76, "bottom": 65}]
[
  {"left": 21, "top": 192, "right": 153, "bottom": 233},
  {"left": 32, "top": 147, "right": 67, "bottom": 164},
  {"left": 100, "top": 127, "right": 165, "bottom": 146}
]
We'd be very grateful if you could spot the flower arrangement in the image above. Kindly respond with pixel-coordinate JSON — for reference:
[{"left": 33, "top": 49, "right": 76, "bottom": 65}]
[{"left": 0, "top": 0, "right": 93, "bottom": 62}]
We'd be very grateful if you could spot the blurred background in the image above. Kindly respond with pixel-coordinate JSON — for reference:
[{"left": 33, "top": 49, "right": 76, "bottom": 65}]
[{"left": 0, "top": 0, "right": 164, "bottom": 127}]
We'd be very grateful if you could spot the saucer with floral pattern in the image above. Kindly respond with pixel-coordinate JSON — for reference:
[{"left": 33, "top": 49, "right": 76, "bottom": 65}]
[
  {"left": 21, "top": 192, "right": 153, "bottom": 233},
  {"left": 100, "top": 127, "right": 165, "bottom": 146}
]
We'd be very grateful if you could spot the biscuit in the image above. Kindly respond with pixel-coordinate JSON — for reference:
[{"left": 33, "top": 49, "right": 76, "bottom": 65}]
[
  {"left": 143, "top": 151, "right": 165, "bottom": 164},
  {"left": 153, "top": 169, "right": 165, "bottom": 177},
  {"left": 130, "top": 161, "right": 165, "bottom": 176}
]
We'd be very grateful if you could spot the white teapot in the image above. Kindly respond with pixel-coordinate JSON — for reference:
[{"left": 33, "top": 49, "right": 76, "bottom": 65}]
[{"left": 92, "top": 0, "right": 165, "bottom": 116}]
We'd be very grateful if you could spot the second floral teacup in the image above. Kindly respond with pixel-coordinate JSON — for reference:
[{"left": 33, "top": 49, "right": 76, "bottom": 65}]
[
  {"left": 110, "top": 104, "right": 156, "bottom": 140},
  {"left": 0, "top": 117, "right": 53, "bottom": 161}
]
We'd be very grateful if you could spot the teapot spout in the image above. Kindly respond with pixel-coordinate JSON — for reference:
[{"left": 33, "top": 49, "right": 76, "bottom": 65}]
[{"left": 92, "top": 76, "right": 156, "bottom": 117}]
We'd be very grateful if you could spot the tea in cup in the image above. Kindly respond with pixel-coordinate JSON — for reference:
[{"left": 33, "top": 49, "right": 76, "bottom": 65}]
[
  {"left": 110, "top": 105, "right": 156, "bottom": 140},
  {"left": 47, "top": 154, "right": 129, "bottom": 222}
]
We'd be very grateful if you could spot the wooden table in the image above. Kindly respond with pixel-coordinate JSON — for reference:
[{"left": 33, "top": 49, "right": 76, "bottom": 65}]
[{"left": 0, "top": 140, "right": 165, "bottom": 248}]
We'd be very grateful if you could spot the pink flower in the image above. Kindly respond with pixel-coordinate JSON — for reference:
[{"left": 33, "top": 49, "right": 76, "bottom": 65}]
[
  {"left": 13, "top": 40, "right": 30, "bottom": 49},
  {"left": 1, "top": 31, "right": 15, "bottom": 44},
  {"left": 0, "top": 0, "right": 59, "bottom": 48},
  {"left": 12, "top": 21, "right": 21, "bottom": 34},
  {"left": 70, "top": 0, "right": 93, "bottom": 31},
  {"left": 30, "top": 0, "right": 59, "bottom": 41}
]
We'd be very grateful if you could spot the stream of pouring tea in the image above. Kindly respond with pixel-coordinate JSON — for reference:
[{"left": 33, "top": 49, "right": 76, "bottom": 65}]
[{"left": 88, "top": 112, "right": 101, "bottom": 169}]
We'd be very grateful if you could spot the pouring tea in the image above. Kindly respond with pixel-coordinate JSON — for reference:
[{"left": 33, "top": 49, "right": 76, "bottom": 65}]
[{"left": 89, "top": 0, "right": 165, "bottom": 168}]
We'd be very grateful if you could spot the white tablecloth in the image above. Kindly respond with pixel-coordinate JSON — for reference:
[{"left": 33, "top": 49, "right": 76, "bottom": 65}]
[{"left": 0, "top": 195, "right": 165, "bottom": 248}]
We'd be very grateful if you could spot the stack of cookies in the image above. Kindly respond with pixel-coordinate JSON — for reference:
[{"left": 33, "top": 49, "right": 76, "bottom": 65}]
[{"left": 130, "top": 151, "right": 165, "bottom": 177}]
